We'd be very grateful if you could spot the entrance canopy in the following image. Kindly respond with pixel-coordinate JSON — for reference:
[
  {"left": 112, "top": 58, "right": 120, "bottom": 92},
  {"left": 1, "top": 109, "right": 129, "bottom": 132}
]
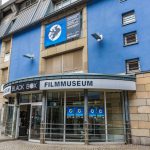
[{"left": 3, "top": 73, "right": 136, "bottom": 97}]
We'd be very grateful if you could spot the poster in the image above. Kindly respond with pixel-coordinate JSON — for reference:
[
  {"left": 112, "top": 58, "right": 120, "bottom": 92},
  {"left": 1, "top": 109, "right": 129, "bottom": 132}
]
[
  {"left": 66, "top": 107, "right": 75, "bottom": 117},
  {"left": 88, "top": 107, "right": 97, "bottom": 117},
  {"left": 75, "top": 107, "right": 84, "bottom": 117},
  {"left": 97, "top": 107, "right": 105, "bottom": 117},
  {"left": 44, "top": 12, "right": 81, "bottom": 47}
]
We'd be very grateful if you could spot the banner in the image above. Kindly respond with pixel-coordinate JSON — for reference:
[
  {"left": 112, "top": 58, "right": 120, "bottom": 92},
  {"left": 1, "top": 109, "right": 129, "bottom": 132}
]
[
  {"left": 44, "top": 12, "right": 81, "bottom": 47},
  {"left": 44, "top": 18, "right": 67, "bottom": 47},
  {"left": 66, "top": 107, "right": 75, "bottom": 117},
  {"left": 97, "top": 107, "right": 105, "bottom": 117},
  {"left": 75, "top": 107, "right": 84, "bottom": 117},
  {"left": 89, "top": 107, "right": 97, "bottom": 117}
]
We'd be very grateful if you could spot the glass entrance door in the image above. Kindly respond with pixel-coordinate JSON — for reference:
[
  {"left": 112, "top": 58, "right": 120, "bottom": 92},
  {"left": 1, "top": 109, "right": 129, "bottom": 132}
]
[
  {"left": 19, "top": 105, "right": 31, "bottom": 139},
  {"left": 29, "top": 104, "right": 42, "bottom": 140}
]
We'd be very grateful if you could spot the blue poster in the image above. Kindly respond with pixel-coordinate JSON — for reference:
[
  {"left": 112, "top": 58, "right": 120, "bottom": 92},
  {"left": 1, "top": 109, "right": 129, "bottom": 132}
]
[
  {"left": 66, "top": 107, "right": 75, "bottom": 117},
  {"left": 97, "top": 107, "right": 105, "bottom": 117},
  {"left": 89, "top": 107, "right": 96, "bottom": 117},
  {"left": 44, "top": 18, "right": 67, "bottom": 47},
  {"left": 75, "top": 107, "right": 84, "bottom": 117}
]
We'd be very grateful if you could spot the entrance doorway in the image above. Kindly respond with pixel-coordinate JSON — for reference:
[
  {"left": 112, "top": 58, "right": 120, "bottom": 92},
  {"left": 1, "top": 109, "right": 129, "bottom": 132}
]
[
  {"left": 19, "top": 105, "right": 31, "bottom": 139},
  {"left": 30, "top": 104, "right": 42, "bottom": 140}
]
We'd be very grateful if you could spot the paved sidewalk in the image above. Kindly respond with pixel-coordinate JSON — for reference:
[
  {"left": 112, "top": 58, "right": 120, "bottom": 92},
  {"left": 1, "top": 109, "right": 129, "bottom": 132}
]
[
  {"left": 0, "top": 140, "right": 149, "bottom": 150},
  {"left": 0, "top": 135, "right": 13, "bottom": 142}
]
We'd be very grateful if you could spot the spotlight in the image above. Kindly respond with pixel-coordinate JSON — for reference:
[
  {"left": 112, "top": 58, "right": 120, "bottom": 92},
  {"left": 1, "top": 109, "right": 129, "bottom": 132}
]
[
  {"left": 91, "top": 33, "right": 103, "bottom": 42},
  {"left": 23, "top": 54, "right": 34, "bottom": 60}
]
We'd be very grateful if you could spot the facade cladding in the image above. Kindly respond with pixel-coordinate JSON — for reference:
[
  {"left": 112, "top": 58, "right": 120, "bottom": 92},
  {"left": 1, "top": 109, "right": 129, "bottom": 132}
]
[
  {"left": 88, "top": 0, "right": 150, "bottom": 74},
  {"left": 9, "top": 25, "right": 41, "bottom": 81},
  {"left": 0, "top": 0, "right": 149, "bottom": 146}
]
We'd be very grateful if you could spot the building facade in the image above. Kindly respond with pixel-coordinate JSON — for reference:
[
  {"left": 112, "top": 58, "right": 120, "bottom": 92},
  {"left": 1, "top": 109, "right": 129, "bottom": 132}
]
[{"left": 0, "top": 0, "right": 149, "bottom": 146}]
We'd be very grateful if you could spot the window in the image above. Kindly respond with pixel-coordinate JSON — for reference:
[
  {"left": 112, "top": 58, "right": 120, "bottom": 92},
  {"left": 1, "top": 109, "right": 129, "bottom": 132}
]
[
  {"left": 122, "top": 10, "right": 136, "bottom": 26},
  {"left": 124, "top": 31, "right": 138, "bottom": 46},
  {"left": 4, "top": 39, "right": 11, "bottom": 62},
  {"left": 4, "top": 52, "right": 10, "bottom": 62},
  {"left": 45, "top": 50, "right": 83, "bottom": 74},
  {"left": 2, "top": 68, "right": 8, "bottom": 83},
  {"left": 20, "top": 0, "right": 38, "bottom": 10},
  {"left": 126, "top": 58, "right": 140, "bottom": 74},
  {"left": 120, "top": 0, "right": 127, "bottom": 2},
  {"left": 55, "top": 0, "right": 78, "bottom": 10}
]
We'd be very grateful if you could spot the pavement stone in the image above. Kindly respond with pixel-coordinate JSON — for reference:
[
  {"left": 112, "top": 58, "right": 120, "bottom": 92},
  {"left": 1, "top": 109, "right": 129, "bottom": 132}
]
[{"left": 0, "top": 141, "right": 149, "bottom": 150}]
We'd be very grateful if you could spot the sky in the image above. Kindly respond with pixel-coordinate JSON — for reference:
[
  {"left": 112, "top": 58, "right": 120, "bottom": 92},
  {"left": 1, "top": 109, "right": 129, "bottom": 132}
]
[{"left": 2, "top": 0, "right": 9, "bottom": 4}]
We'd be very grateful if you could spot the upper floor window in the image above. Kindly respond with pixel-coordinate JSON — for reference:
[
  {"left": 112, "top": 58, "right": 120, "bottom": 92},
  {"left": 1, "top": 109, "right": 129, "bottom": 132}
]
[
  {"left": 2, "top": 68, "right": 8, "bottom": 83},
  {"left": 19, "top": 0, "right": 38, "bottom": 10},
  {"left": 55, "top": 0, "right": 78, "bottom": 10},
  {"left": 4, "top": 39, "right": 11, "bottom": 62},
  {"left": 126, "top": 58, "right": 140, "bottom": 74},
  {"left": 120, "top": 0, "right": 127, "bottom": 3},
  {"left": 124, "top": 31, "right": 138, "bottom": 46},
  {"left": 122, "top": 10, "right": 136, "bottom": 26}
]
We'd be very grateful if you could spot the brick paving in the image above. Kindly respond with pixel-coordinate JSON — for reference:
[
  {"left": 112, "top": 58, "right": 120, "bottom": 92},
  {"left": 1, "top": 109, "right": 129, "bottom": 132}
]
[{"left": 0, "top": 140, "right": 149, "bottom": 150}]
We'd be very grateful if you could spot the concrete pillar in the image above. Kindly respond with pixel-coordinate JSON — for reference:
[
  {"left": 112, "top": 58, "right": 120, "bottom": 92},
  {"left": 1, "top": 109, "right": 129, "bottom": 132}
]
[{"left": 84, "top": 89, "right": 88, "bottom": 145}]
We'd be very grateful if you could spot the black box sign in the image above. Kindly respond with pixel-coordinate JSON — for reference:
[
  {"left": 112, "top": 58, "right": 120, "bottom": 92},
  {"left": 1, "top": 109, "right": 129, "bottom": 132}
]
[{"left": 11, "top": 81, "right": 40, "bottom": 93}]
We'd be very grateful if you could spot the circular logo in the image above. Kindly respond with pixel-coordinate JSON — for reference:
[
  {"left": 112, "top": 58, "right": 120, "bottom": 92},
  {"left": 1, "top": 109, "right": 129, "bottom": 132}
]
[
  {"left": 78, "top": 109, "right": 81, "bottom": 113},
  {"left": 69, "top": 109, "right": 73, "bottom": 113},
  {"left": 99, "top": 109, "right": 102, "bottom": 113},
  {"left": 91, "top": 109, "right": 94, "bottom": 113},
  {"left": 48, "top": 24, "right": 62, "bottom": 41}
]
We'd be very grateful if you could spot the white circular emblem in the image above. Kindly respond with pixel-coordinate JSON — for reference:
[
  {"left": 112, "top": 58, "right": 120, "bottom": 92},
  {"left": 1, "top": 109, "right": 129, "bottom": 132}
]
[{"left": 48, "top": 24, "right": 62, "bottom": 41}]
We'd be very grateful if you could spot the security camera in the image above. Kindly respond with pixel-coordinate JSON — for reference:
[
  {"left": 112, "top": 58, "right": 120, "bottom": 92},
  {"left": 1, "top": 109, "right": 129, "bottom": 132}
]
[
  {"left": 91, "top": 33, "right": 103, "bottom": 42},
  {"left": 23, "top": 54, "right": 34, "bottom": 60}
]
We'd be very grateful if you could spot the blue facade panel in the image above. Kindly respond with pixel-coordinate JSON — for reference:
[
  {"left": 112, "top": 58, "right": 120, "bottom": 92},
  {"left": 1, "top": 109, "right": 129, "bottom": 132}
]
[
  {"left": 87, "top": 0, "right": 150, "bottom": 74},
  {"left": 9, "top": 25, "right": 41, "bottom": 81}
]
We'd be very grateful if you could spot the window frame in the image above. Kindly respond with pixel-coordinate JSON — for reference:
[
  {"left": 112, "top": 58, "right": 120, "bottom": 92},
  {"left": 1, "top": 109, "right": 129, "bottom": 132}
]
[
  {"left": 123, "top": 31, "right": 138, "bottom": 46},
  {"left": 125, "top": 58, "right": 140, "bottom": 74},
  {"left": 122, "top": 10, "right": 136, "bottom": 26}
]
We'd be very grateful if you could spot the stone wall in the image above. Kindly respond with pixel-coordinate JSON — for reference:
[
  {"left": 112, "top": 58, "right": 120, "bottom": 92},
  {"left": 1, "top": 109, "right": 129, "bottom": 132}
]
[{"left": 128, "top": 72, "right": 150, "bottom": 146}]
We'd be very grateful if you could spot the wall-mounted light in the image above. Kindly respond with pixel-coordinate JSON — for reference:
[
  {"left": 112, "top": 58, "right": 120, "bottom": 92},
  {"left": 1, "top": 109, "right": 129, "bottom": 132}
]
[
  {"left": 23, "top": 54, "right": 34, "bottom": 60},
  {"left": 91, "top": 33, "right": 103, "bottom": 42}
]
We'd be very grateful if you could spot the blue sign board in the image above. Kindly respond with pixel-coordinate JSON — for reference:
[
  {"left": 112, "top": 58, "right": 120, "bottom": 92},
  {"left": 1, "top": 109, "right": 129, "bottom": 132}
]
[
  {"left": 44, "top": 18, "right": 67, "bottom": 47},
  {"left": 44, "top": 13, "right": 81, "bottom": 48},
  {"left": 97, "top": 107, "right": 104, "bottom": 117},
  {"left": 75, "top": 107, "right": 84, "bottom": 117},
  {"left": 89, "top": 107, "right": 97, "bottom": 117},
  {"left": 67, "top": 107, "right": 75, "bottom": 117}
]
